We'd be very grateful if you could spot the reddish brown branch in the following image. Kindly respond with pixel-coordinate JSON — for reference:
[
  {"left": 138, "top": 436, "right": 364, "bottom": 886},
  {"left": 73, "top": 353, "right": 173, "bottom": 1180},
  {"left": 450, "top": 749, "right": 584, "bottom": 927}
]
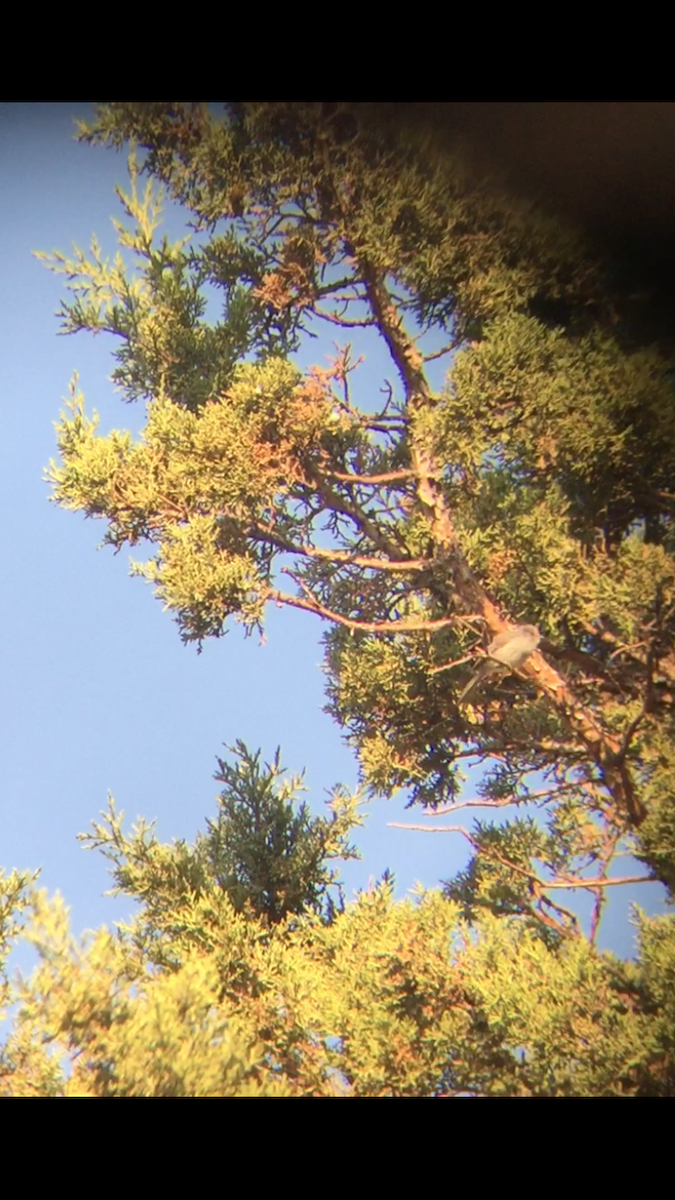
[
  {"left": 544, "top": 875, "right": 653, "bottom": 891},
  {"left": 312, "top": 474, "right": 407, "bottom": 560},
  {"left": 324, "top": 469, "right": 416, "bottom": 486},
  {"left": 388, "top": 822, "right": 654, "bottom": 892},
  {"left": 270, "top": 586, "right": 457, "bottom": 635},
  {"left": 369, "top": 269, "right": 646, "bottom": 823},
  {"left": 428, "top": 787, "right": 560, "bottom": 816},
  {"left": 250, "top": 522, "right": 427, "bottom": 573},
  {"left": 423, "top": 341, "right": 457, "bottom": 362},
  {"left": 314, "top": 307, "right": 376, "bottom": 328}
]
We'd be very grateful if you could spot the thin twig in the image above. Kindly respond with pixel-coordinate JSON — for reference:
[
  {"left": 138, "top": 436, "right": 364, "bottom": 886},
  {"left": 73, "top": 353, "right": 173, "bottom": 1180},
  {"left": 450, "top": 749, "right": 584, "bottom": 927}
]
[
  {"left": 423, "top": 341, "right": 457, "bottom": 362},
  {"left": 270, "top": 586, "right": 458, "bottom": 635},
  {"left": 544, "top": 875, "right": 653, "bottom": 891},
  {"left": 616, "top": 702, "right": 648, "bottom": 762},
  {"left": 428, "top": 788, "right": 558, "bottom": 816},
  {"left": 250, "top": 523, "right": 427, "bottom": 573},
  {"left": 324, "top": 469, "right": 416, "bottom": 486},
  {"left": 387, "top": 824, "right": 654, "bottom": 889},
  {"left": 314, "top": 307, "right": 376, "bottom": 328},
  {"left": 428, "top": 654, "right": 474, "bottom": 675}
]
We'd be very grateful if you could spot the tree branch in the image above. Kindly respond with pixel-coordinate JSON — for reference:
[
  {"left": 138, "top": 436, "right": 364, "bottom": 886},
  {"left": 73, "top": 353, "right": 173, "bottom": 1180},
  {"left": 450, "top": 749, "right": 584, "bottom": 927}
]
[
  {"left": 423, "top": 341, "right": 458, "bottom": 362},
  {"left": 351, "top": 257, "right": 648, "bottom": 825},
  {"left": 249, "top": 522, "right": 428, "bottom": 573},
  {"left": 388, "top": 822, "right": 654, "bottom": 889},
  {"left": 544, "top": 874, "right": 654, "bottom": 891},
  {"left": 314, "top": 307, "right": 376, "bottom": 328},
  {"left": 311, "top": 474, "right": 408, "bottom": 560},
  {"left": 323, "top": 469, "right": 416, "bottom": 486},
  {"left": 270, "top": 585, "right": 458, "bottom": 635},
  {"left": 426, "top": 786, "right": 562, "bottom": 816}
]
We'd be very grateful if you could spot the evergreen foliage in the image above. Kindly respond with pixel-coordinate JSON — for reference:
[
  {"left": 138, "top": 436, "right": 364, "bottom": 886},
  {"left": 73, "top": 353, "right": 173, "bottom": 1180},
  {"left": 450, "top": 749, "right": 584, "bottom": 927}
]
[{"left": 2, "top": 103, "right": 674, "bottom": 1094}]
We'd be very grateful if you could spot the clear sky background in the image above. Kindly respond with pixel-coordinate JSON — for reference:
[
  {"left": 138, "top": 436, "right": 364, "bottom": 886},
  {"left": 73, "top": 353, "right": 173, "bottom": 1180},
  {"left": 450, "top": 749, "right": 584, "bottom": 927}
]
[{"left": 0, "top": 103, "right": 666, "bottom": 965}]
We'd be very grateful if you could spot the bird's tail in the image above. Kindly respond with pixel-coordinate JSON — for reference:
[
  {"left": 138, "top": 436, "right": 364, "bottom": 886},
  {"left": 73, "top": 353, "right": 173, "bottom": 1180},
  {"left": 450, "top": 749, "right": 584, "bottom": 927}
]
[{"left": 458, "top": 673, "right": 481, "bottom": 704}]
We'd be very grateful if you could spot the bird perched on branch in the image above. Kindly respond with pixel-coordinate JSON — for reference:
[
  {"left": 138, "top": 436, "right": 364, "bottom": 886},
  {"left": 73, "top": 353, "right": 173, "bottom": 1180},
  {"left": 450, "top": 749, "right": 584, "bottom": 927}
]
[{"left": 459, "top": 625, "right": 541, "bottom": 703}]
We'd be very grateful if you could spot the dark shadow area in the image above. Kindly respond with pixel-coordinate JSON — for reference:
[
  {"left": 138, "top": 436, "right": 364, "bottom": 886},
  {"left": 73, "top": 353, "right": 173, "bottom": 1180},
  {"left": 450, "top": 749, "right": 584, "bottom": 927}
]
[{"left": 361, "top": 102, "right": 675, "bottom": 351}]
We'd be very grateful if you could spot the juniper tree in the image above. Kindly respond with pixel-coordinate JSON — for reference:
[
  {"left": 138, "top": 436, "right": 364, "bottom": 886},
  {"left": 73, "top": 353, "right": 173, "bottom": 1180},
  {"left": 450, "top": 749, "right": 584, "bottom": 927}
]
[
  {"left": 78, "top": 741, "right": 360, "bottom": 935},
  {"left": 38, "top": 102, "right": 675, "bottom": 943},
  {"left": 2, "top": 828, "right": 675, "bottom": 1095}
]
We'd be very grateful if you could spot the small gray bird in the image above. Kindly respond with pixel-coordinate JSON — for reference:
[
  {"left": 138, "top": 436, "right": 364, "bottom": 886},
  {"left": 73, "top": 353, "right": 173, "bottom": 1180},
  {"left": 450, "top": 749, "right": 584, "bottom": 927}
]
[{"left": 459, "top": 624, "right": 541, "bottom": 703}]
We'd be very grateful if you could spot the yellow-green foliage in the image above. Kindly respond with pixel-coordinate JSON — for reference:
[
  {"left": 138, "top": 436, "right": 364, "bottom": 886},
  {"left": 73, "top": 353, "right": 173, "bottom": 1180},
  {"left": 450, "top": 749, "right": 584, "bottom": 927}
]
[
  {"left": 2, "top": 871, "right": 674, "bottom": 1096},
  {"left": 39, "top": 102, "right": 675, "bottom": 898},
  {"left": 3, "top": 760, "right": 674, "bottom": 1096},
  {"left": 47, "top": 359, "right": 353, "bottom": 641},
  {"left": 20, "top": 104, "right": 675, "bottom": 1093},
  {"left": 2, "top": 892, "right": 289, "bottom": 1097}
]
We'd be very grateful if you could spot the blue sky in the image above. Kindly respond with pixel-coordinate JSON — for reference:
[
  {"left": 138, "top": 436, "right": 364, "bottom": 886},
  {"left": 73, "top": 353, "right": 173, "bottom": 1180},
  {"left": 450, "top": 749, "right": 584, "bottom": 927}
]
[{"left": 0, "top": 103, "right": 665, "bottom": 964}]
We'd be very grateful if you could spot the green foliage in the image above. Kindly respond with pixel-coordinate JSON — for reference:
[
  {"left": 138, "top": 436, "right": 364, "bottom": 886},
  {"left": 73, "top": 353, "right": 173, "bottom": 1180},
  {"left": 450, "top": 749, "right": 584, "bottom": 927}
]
[
  {"left": 0, "top": 869, "right": 37, "bottom": 1024},
  {"left": 2, "top": 849, "right": 675, "bottom": 1094},
  {"left": 203, "top": 742, "right": 361, "bottom": 923},
  {"left": 79, "top": 741, "right": 362, "bottom": 931},
  {"left": 1, "top": 890, "right": 290, "bottom": 1097},
  {"left": 15, "top": 102, "right": 675, "bottom": 1093}
]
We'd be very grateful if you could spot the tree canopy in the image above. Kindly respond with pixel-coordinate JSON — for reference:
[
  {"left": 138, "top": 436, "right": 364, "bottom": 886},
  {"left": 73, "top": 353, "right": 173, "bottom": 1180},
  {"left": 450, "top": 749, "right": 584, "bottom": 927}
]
[{"left": 3, "top": 102, "right": 675, "bottom": 1095}]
